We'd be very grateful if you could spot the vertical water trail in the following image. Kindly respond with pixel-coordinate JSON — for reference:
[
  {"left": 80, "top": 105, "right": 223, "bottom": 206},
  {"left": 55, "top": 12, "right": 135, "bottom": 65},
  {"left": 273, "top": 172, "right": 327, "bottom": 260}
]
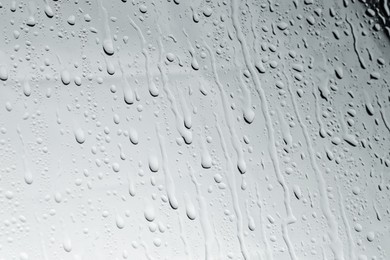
[
  {"left": 284, "top": 72, "right": 345, "bottom": 260},
  {"left": 216, "top": 114, "right": 250, "bottom": 260},
  {"left": 178, "top": 210, "right": 192, "bottom": 260},
  {"left": 312, "top": 85, "right": 326, "bottom": 138},
  {"left": 39, "top": 233, "right": 50, "bottom": 260},
  {"left": 98, "top": 0, "right": 114, "bottom": 55},
  {"left": 198, "top": 129, "right": 212, "bottom": 169},
  {"left": 188, "top": 164, "right": 217, "bottom": 260},
  {"left": 176, "top": 83, "right": 192, "bottom": 129},
  {"left": 157, "top": 27, "right": 192, "bottom": 144},
  {"left": 183, "top": 29, "right": 200, "bottom": 71},
  {"left": 230, "top": 1, "right": 297, "bottom": 259},
  {"left": 337, "top": 183, "right": 356, "bottom": 260},
  {"left": 17, "top": 127, "right": 34, "bottom": 185},
  {"left": 377, "top": 96, "right": 390, "bottom": 133},
  {"left": 211, "top": 215, "right": 224, "bottom": 260},
  {"left": 239, "top": 71, "right": 255, "bottom": 124},
  {"left": 233, "top": 44, "right": 254, "bottom": 123},
  {"left": 42, "top": 0, "right": 54, "bottom": 18},
  {"left": 312, "top": 89, "right": 326, "bottom": 138},
  {"left": 276, "top": 108, "right": 292, "bottom": 146},
  {"left": 256, "top": 185, "right": 273, "bottom": 260},
  {"left": 101, "top": 51, "right": 115, "bottom": 75},
  {"left": 156, "top": 124, "right": 179, "bottom": 210},
  {"left": 204, "top": 41, "right": 247, "bottom": 174},
  {"left": 118, "top": 59, "right": 135, "bottom": 105},
  {"left": 140, "top": 242, "right": 154, "bottom": 260},
  {"left": 346, "top": 15, "right": 366, "bottom": 69},
  {"left": 129, "top": 17, "right": 159, "bottom": 97}
]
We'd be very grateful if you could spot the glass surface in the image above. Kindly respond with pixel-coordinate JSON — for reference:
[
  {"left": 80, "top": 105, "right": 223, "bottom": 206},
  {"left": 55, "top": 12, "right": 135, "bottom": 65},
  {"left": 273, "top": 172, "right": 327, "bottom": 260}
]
[{"left": 0, "top": 0, "right": 389, "bottom": 259}]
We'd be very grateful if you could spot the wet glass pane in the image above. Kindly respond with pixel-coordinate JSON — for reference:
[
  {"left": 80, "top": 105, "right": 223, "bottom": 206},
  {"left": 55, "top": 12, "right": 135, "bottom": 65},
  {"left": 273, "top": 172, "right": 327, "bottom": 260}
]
[{"left": 0, "top": 0, "right": 389, "bottom": 259}]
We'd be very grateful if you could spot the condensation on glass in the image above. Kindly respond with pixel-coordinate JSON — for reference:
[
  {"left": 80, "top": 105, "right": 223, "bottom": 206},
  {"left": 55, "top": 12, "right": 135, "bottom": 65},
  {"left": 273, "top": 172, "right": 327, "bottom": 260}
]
[{"left": 0, "top": 0, "right": 389, "bottom": 259}]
